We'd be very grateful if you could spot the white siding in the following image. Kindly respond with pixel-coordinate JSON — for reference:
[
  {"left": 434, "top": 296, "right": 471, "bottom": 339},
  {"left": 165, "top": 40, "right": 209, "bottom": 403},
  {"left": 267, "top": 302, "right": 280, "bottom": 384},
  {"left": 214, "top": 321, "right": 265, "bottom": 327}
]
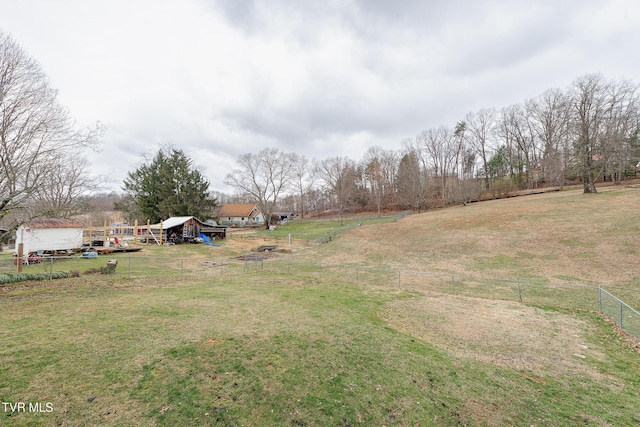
[{"left": 15, "top": 226, "right": 83, "bottom": 254}]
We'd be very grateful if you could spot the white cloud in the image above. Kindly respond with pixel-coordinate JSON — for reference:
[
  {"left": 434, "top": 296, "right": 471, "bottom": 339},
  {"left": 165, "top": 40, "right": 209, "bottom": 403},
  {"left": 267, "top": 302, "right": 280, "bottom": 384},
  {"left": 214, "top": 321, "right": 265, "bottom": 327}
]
[{"left": 1, "top": 0, "right": 640, "bottom": 193}]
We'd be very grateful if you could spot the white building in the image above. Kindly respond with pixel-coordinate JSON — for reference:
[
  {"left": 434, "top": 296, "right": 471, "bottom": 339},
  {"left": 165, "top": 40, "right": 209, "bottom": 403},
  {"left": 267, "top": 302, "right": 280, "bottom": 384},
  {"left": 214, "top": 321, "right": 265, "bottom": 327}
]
[{"left": 15, "top": 219, "right": 84, "bottom": 256}]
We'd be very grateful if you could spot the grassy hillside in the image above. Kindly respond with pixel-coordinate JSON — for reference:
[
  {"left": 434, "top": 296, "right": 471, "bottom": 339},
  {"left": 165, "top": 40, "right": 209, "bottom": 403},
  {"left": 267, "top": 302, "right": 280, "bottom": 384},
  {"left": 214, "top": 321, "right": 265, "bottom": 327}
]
[
  {"left": 1, "top": 186, "right": 639, "bottom": 426},
  {"left": 303, "top": 186, "right": 640, "bottom": 299}
]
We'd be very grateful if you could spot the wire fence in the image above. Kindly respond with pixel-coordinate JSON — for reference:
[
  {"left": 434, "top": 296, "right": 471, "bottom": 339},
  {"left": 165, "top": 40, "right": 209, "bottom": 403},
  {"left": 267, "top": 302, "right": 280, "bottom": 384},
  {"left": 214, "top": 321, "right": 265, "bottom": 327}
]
[
  {"left": 598, "top": 287, "right": 640, "bottom": 342},
  {"left": 1, "top": 253, "right": 638, "bottom": 343},
  {"left": 226, "top": 210, "right": 413, "bottom": 244}
]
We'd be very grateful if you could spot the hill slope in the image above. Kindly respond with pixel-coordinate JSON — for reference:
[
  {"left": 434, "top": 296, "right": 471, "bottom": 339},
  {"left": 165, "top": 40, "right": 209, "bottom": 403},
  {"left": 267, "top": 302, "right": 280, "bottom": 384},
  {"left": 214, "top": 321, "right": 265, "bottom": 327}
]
[{"left": 307, "top": 186, "right": 640, "bottom": 289}]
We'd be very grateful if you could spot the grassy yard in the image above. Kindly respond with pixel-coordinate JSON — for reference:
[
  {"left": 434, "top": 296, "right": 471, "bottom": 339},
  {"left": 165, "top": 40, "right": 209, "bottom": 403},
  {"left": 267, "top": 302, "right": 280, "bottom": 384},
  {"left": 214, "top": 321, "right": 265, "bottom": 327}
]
[
  {"left": 1, "top": 186, "right": 639, "bottom": 425},
  {"left": 1, "top": 272, "right": 639, "bottom": 426},
  {"left": 253, "top": 214, "right": 401, "bottom": 242},
  {"left": 302, "top": 186, "right": 640, "bottom": 304}
]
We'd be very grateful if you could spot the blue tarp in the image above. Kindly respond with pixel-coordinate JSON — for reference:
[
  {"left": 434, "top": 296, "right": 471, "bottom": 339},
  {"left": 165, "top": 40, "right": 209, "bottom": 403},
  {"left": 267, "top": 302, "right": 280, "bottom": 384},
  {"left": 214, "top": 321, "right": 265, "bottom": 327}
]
[{"left": 200, "top": 233, "right": 221, "bottom": 246}]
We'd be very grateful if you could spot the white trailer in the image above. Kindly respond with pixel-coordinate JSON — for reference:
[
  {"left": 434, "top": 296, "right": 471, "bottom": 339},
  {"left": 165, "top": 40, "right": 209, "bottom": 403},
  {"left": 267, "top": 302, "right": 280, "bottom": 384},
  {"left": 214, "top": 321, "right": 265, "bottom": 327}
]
[{"left": 15, "top": 219, "right": 84, "bottom": 257}]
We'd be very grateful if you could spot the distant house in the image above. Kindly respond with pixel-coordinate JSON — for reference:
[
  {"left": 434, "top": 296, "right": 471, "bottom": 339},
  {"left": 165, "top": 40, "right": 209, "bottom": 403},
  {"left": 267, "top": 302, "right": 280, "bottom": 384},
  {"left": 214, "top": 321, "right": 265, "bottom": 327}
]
[
  {"left": 218, "top": 204, "right": 264, "bottom": 227},
  {"left": 139, "top": 216, "right": 226, "bottom": 244}
]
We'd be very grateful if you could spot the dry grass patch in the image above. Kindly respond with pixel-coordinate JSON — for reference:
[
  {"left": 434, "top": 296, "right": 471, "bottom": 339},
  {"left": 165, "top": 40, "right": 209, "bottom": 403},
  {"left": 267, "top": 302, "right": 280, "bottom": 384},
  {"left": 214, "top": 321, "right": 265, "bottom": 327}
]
[
  {"left": 381, "top": 293, "right": 610, "bottom": 380},
  {"left": 306, "top": 187, "right": 640, "bottom": 287}
]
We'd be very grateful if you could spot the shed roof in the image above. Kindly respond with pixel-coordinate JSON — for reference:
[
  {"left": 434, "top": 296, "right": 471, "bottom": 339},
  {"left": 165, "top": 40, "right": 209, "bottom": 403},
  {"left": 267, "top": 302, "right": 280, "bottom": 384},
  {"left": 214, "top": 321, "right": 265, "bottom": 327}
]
[
  {"left": 25, "top": 218, "right": 84, "bottom": 229},
  {"left": 218, "top": 204, "right": 261, "bottom": 218},
  {"left": 147, "top": 216, "right": 197, "bottom": 229},
  {"left": 146, "top": 216, "right": 222, "bottom": 229}
]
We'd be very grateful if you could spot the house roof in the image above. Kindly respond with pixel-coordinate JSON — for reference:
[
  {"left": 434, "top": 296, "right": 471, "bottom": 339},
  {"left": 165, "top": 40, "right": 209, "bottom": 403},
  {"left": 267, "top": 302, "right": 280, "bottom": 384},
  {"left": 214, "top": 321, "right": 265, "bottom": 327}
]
[
  {"left": 218, "top": 204, "right": 261, "bottom": 218},
  {"left": 25, "top": 218, "right": 84, "bottom": 229}
]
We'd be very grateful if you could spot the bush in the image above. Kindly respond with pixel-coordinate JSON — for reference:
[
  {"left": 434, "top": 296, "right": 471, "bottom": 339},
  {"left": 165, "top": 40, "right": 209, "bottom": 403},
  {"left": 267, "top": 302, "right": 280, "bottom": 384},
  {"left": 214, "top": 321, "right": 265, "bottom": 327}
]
[{"left": 0, "top": 271, "right": 71, "bottom": 285}]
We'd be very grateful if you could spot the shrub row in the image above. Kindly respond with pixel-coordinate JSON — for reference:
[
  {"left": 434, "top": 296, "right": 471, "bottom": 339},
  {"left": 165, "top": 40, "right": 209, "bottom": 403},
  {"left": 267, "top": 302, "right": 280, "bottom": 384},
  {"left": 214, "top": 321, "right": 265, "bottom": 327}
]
[{"left": 0, "top": 271, "right": 71, "bottom": 285}]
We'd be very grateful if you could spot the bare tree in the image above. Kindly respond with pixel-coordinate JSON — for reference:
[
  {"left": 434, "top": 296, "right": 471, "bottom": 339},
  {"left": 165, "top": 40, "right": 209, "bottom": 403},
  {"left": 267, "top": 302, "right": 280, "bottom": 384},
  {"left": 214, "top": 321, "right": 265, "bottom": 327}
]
[
  {"left": 0, "top": 30, "right": 101, "bottom": 224},
  {"left": 85, "top": 192, "right": 123, "bottom": 226},
  {"left": 569, "top": 74, "right": 619, "bottom": 193},
  {"left": 377, "top": 148, "right": 398, "bottom": 209},
  {"left": 30, "top": 157, "right": 97, "bottom": 218},
  {"left": 465, "top": 108, "right": 496, "bottom": 191},
  {"left": 224, "top": 147, "right": 295, "bottom": 229},
  {"left": 290, "top": 154, "right": 316, "bottom": 218},
  {"left": 362, "top": 146, "right": 386, "bottom": 216},
  {"left": 496, "top": 104, "right": 540, "bottom": 188},
  {"left": 601, "top": 79, "right": 639, "bottom": 184},
  {"left": 418, "top": 126, "right": 460, "bottom": 203},
  {"left": 450, "top": 121, "right": 482, "bottom": 204},
  {"left": 317, "top": 156, "right": 358, "bottom": 225},
  {"left": 528, "top": 89, "right": 572, "bottom": 188}
]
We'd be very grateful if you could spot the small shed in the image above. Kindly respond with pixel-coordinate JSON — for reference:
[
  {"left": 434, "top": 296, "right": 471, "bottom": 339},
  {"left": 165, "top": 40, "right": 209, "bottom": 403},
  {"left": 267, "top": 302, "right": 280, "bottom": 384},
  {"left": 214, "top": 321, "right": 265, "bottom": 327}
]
[
  {"left": 143, "top": 216, "right": 226, "bottom": 244},
  {"left": 15, "top": 219, "right": 84, "bottom": 256}
]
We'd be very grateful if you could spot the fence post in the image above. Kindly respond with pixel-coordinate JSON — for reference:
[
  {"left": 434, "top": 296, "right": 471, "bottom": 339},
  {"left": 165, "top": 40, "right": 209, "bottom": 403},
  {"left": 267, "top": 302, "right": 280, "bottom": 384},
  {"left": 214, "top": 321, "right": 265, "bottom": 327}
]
[
  {"left": 517, "top": 282, "right": 522, "bottom": 303},
  {"left": 620, "top": 302, "right": 624, "bottom": 329},
  {"left": 16, "top": 242, "right": 23, "bottom": 272},
  {"left": 598, "top": 286, "right": 602, "bottom": 312}
]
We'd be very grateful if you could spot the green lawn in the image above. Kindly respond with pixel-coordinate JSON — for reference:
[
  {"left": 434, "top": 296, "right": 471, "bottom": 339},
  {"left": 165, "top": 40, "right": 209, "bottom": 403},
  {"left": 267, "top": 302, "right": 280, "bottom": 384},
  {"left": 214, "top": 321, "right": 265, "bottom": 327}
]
[
  {"left": 255, "top": 214, "right": 400, "bottom": 242},
  {"left": 1, "top": 272, "right": 639, "bottom": 426}
]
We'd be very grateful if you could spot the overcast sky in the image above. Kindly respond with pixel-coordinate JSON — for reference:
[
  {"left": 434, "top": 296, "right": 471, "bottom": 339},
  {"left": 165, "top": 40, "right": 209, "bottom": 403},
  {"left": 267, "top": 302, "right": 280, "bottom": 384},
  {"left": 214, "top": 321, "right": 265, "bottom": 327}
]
[{"left": 2, "top": 0, "right": 640, "bottom": 193}]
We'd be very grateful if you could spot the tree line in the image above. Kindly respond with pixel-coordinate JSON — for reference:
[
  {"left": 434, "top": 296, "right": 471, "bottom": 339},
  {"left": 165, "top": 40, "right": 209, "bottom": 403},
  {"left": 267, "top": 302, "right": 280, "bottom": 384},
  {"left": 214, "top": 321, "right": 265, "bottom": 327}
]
[{"left": 221, "top": 73, "right": 640, "bottom": 227}]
